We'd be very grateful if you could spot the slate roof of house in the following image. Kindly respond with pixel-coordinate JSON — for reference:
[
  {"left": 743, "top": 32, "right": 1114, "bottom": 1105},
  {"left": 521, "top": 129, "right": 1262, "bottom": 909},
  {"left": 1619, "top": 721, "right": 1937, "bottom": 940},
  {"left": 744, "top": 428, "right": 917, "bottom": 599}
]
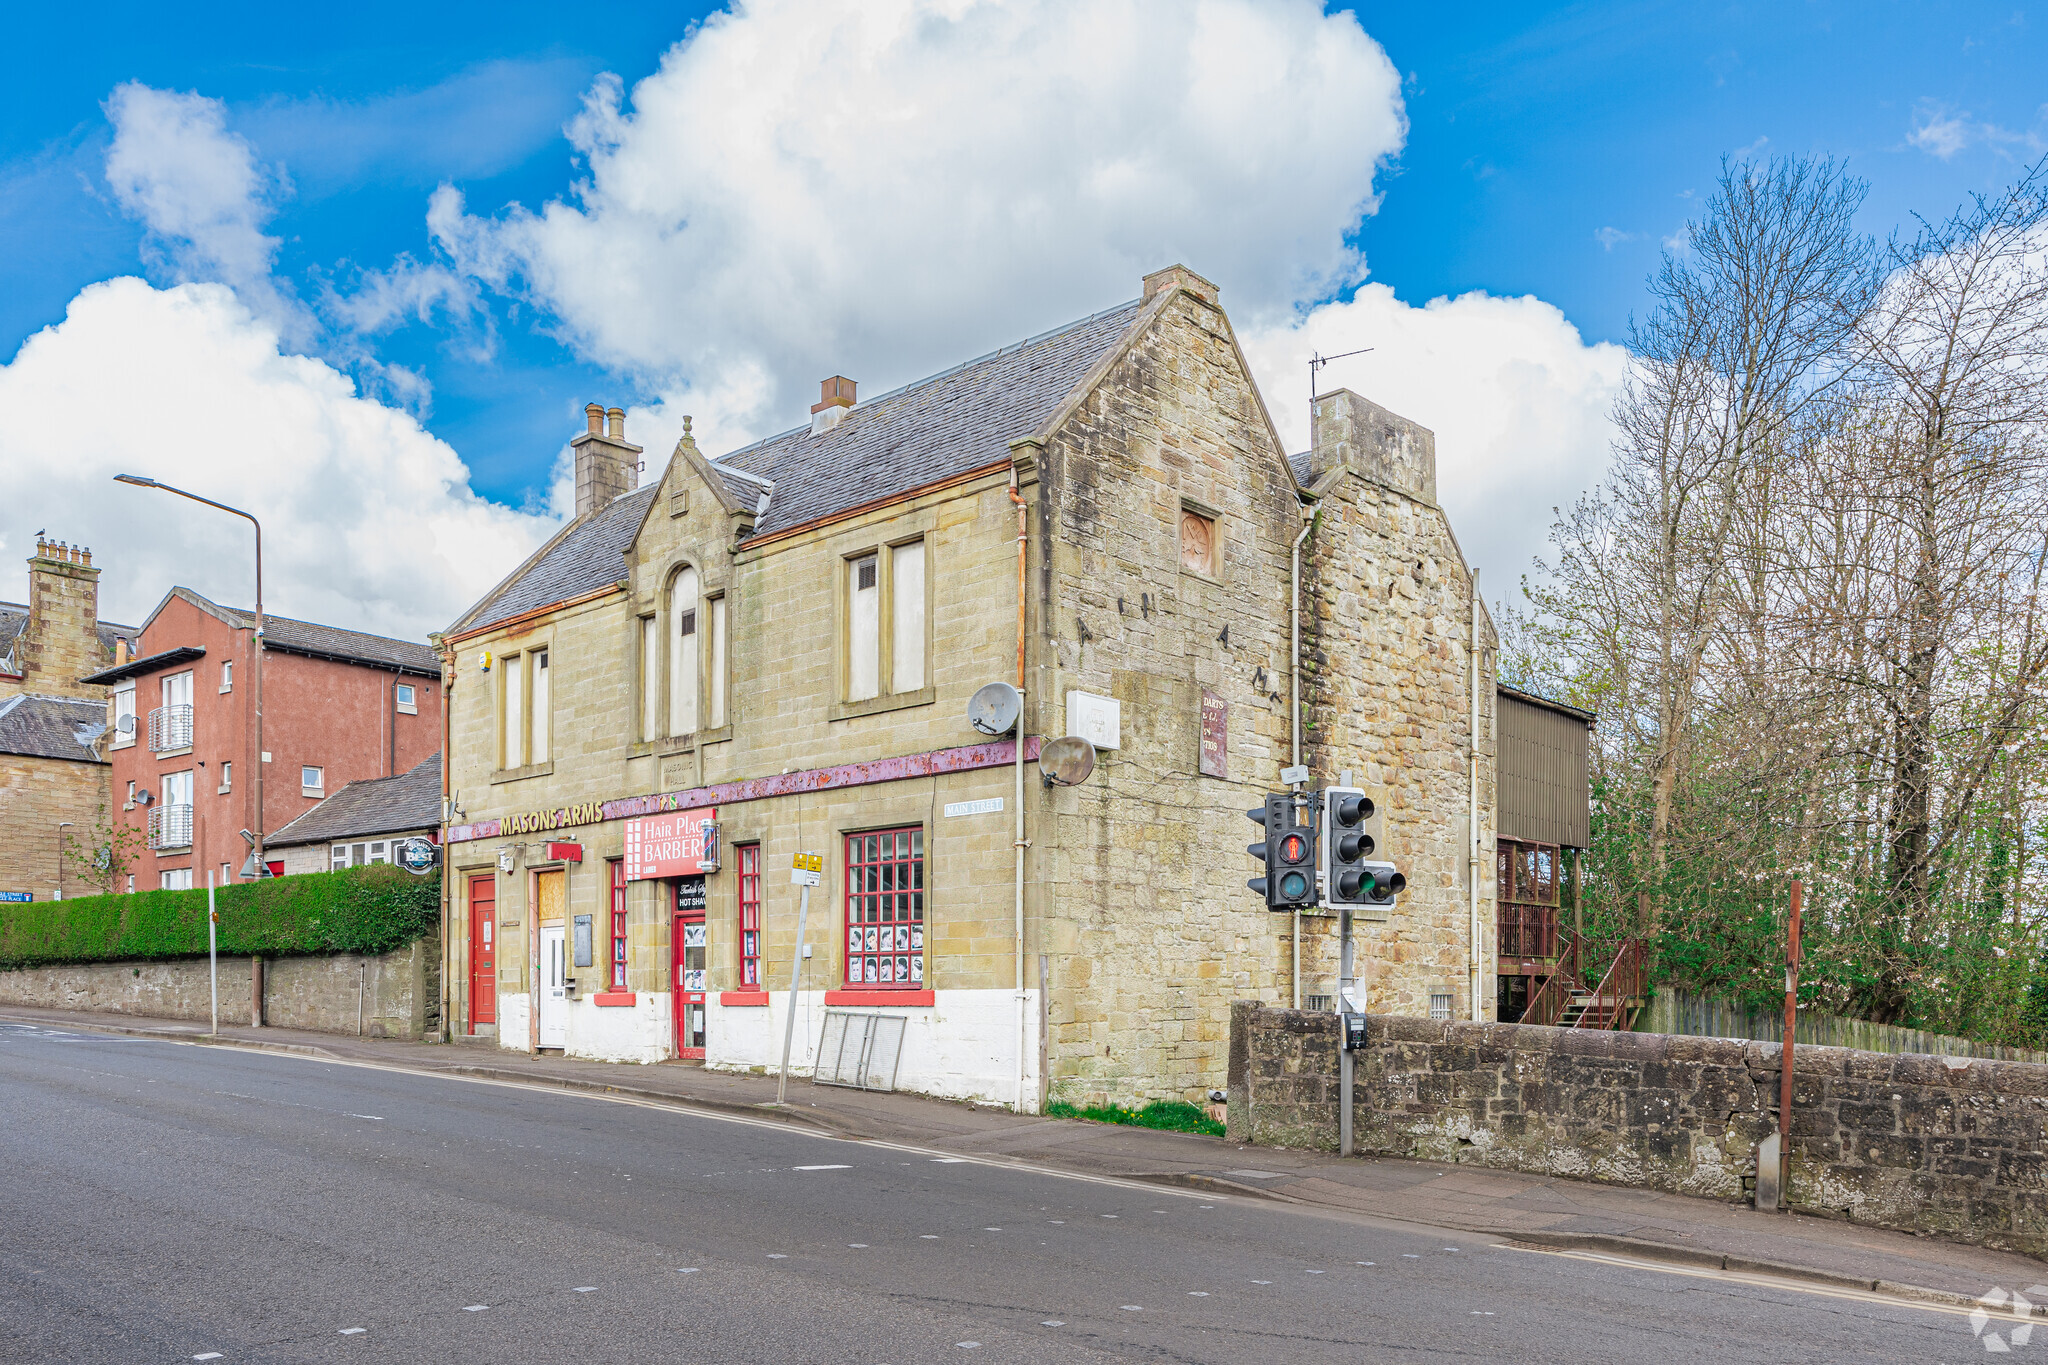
[
  {"left": 0, "top": 693, "right": 110, "bottom": 762},
  {"left": 270, "top": 754, "right": 443, "bottom": 846},
  {"left": 713, "top": 299, "right": 1144, "bottom": 539},
  {"left": 451, "top": 484, "right": 658, "bottom": 638},
  {"left": 0, "top": 601, "right": 139, "bottom": 673},
  {"left": 174, "top": 588, "right": 440, "bottom": 676},
  {"left": 446, "top": 298, "right": 1146, "bottom": 636}
]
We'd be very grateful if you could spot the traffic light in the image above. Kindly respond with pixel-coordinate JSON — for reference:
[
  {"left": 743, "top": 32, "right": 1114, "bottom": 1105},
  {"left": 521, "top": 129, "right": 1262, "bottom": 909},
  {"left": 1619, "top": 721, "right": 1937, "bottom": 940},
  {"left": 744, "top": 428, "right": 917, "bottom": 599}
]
[
  {"left": 1246, "top": 792, "right": 1319, "bottom": 911},
  {"left": 1321, "top": 785, "right": 1406, "bottom": 910}
]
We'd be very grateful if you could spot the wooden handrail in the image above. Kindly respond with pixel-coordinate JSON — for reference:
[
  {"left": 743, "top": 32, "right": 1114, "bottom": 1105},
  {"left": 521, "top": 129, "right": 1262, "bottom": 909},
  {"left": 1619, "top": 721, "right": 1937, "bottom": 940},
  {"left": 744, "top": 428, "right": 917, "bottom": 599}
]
[{"left": 1574, "top": 936, "right": 1648, "bottom": 1030}]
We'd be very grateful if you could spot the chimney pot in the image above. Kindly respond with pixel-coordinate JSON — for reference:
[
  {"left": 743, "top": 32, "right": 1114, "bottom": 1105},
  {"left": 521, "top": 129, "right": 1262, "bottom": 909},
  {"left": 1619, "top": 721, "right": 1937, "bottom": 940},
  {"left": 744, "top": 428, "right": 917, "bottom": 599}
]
[
  {"left": 585, "top": 403, "right": 605, "bottom": 435},
  {"left": 811, "top": 376, "right": 857, "bottom": 415},
  {"left": 606, "top": 406, "right": 625, "bottom": 440}
]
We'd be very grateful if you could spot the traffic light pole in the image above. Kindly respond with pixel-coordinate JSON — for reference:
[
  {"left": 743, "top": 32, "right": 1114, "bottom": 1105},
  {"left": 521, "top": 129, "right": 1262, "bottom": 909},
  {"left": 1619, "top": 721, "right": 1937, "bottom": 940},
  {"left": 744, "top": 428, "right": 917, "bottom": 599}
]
[{"left": 1339, "top": 903, "right": 1356, "bottom": 1157}]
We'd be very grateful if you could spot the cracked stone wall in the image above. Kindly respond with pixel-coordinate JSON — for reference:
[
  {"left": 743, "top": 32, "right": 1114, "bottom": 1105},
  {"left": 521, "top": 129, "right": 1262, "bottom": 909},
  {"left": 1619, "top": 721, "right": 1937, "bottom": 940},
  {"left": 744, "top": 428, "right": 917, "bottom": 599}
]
[{"left": 1227, "top": 1001, "right": 2048, "bottom": 1259}]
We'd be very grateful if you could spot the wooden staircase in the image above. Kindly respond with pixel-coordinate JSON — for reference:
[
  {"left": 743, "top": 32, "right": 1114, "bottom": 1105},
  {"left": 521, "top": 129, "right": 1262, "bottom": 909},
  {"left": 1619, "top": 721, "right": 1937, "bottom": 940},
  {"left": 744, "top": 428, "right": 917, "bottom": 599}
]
[{"left": 1524, "top": 936, "right": 1649, "bottom": 1031}]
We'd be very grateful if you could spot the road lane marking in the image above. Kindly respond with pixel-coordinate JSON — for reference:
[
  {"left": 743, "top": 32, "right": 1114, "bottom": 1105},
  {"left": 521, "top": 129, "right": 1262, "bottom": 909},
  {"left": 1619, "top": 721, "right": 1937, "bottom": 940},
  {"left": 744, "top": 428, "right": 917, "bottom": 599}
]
[
  {"left": 849, "top": 1243, "right": 868, "bottom": 1248},
  {"left": 574, "top": 1287, "right": 597, "bottom": 1292},
  {"left": 1498, "top": 1244, "right": 2004, "bottom": 1322},
  {"left": 1041, "top": 1320, "right": 1064, "bottom": 1326},
  {"left": 340, "top": 1327, "right": 367, "bottom": 1333},
  {"left": 766, "top": 1254, "right": 788, "bottom": 1258},
  {"left": 1188, "top": 1291, "right": 1209, "bottom": 1296},
  {"left": 676, "top": 1268, "right": 699, "bottom": 1274},
  {"left": 794, "top": 1164, "right": 851, "bottom": 1170},
  {"left": 1120, "top": 1304, "right": 1143, "bottom": 1311},
  {"left": 463, "top": 1305, "right": 489, "bottom": 1312},
  {"left": 194, "top": 1354, "right": 223, "bottom": 1360},
  {"left": 957, "top": 1342, "right": 980, "bottom": 1349},
  {"left": 29, "top": 1033, "right": 1224, "bottom": 1205}
]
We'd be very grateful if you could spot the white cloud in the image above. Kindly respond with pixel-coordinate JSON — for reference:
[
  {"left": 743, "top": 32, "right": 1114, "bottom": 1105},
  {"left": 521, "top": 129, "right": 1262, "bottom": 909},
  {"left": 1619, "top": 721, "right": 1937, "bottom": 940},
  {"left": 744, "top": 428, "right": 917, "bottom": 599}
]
[
  {"left": 0, "top": 278, "right": 558, "bottom": 640},
  {"left": 1239, "top": 286, "right": 1629, "bottom": 591},
  {"left": 1908, "top": 105, "right": 1974, "bottom": 160},
  {"left": 432, "top": 0, "right": 1409, "bottom": 451},
  {"left": 103, "top": 83, "right": 302, "bottom": 340},
  {"left": 1593, "top": 226, "right": 1633, "bottom": 251}
]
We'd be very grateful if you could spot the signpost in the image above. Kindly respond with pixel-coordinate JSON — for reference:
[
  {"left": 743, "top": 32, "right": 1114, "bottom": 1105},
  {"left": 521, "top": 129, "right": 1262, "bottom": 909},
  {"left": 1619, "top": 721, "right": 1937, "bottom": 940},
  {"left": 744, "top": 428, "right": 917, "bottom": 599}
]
[
  {"left": 0, "top": 891, "right": 33, "bottom": 904},
  {"left": 777, "top": 852, "right": 823, "bottom": 1105},
  {"left": 206, "top": 870, "right": 219, "bottom": 1037}
]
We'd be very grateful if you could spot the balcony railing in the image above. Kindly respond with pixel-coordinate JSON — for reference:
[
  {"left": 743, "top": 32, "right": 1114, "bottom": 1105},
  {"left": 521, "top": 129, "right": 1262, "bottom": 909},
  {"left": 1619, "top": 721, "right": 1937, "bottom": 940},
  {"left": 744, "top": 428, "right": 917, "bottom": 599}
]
[
  {"left": 148, "top": 703, "right": 194, "bottom": 752},
  {"left": 1497, "top": 903, "right": 1560, "bottom": 960},
  {"left": 147, "top": 803, "right": 193, "bottom": 850}
]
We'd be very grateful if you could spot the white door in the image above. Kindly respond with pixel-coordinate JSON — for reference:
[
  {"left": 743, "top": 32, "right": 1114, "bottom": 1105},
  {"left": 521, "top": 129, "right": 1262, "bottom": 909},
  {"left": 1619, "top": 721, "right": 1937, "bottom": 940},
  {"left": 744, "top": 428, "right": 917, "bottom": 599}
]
[{"left": 539, "top": 925, "right": 568, "bottom": 1048}]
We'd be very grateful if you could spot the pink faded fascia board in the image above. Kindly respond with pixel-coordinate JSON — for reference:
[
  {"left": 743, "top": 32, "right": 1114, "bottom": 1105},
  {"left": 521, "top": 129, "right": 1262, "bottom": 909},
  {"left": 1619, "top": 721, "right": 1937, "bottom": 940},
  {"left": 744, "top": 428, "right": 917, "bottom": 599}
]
[{"left": 446, "top": 736, "right": 1044, "bottom": 844}]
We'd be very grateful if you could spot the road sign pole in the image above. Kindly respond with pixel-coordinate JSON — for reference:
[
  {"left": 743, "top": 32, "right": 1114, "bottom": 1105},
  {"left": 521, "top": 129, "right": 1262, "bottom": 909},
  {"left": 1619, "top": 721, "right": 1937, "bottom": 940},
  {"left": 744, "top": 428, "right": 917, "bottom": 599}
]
[
  {"left": 207, "top": 869, "right": 219, "bottom": 1037},
  {"left": 777, "top": 853, "right": 822, "bottom": 1106}
]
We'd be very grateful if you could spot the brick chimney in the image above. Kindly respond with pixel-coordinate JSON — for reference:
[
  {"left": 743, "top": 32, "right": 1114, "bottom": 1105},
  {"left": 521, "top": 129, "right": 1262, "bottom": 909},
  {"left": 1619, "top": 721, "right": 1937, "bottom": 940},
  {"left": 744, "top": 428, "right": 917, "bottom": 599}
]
[
  {"left": 571, "top": 402, "right": 643, "bottom": 518},
  {"left": 810, "top": 376, "right": 856, "bottom": 434},
  {"left": 13, "top": 536, "right": 105, "bottom": 698}
]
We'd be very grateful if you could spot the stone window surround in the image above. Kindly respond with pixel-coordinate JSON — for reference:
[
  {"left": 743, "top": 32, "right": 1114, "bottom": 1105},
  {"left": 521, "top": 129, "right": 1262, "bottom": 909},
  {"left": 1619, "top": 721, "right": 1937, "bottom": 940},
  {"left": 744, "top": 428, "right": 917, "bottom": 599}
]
[
  {"left": 638, "top": 555, "right": 732, "bottom": 747},
  {"left": 494, "top": 626, "right": 555, "bottom": 775},
  {"left": 829, "top": 529, "right": 934, "bottom": 723}
]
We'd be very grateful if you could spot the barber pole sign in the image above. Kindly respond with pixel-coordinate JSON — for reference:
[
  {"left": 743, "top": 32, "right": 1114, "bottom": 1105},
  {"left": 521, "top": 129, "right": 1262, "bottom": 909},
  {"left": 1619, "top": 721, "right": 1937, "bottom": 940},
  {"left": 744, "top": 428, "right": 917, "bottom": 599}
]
[{"left": 623, "top": 807, "right": 718, "bottom": 880}]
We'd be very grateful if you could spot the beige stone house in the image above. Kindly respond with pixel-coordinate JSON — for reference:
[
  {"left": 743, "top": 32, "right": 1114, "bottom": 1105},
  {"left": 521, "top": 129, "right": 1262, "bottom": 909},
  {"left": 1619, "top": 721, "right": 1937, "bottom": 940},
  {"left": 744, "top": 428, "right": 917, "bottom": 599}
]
[
  {"left": 0, "top": 538, "right": 135, "bottom": 900},
  {"left": 438, "top": 265, "right": 1497, "bottom": 1109}
]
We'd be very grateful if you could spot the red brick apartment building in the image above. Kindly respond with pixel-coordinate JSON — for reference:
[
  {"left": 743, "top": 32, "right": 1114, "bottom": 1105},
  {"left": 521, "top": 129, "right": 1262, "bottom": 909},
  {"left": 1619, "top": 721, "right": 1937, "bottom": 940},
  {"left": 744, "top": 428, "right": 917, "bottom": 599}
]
[{"left": 84, "top": 588, "right": 442, "bottom": 891}]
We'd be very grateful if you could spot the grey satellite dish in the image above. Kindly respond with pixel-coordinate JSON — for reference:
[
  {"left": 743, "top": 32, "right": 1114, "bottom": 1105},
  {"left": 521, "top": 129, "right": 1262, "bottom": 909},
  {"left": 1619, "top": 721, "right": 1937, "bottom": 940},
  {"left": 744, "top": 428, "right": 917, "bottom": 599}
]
[
  {"left": 1038, "top": 735, "right": 1096, "bottom": 788},
  {"left": 117, "top": 713, "right": 136, "bottom": 735},
  {"left": 968, "top": 681, "right": 1021, "bottom": 736}
]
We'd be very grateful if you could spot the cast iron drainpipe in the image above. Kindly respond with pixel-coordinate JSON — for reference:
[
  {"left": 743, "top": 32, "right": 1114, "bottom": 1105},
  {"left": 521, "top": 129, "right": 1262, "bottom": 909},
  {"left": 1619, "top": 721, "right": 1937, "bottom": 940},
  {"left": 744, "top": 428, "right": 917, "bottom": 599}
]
[{"left": 1008, "top": 472, "right": 1030, "bottom": 1113}]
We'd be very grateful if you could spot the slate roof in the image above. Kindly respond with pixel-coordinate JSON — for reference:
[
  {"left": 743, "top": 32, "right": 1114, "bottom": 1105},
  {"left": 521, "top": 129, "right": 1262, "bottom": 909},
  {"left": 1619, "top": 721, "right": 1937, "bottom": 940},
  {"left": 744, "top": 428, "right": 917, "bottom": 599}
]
[
  {"left": 0, "top": 601, "right": 140, "bottom": 674},
  {"left": 0, "top": 693, "right": 110, "bottom": 762},
  {"left": 714, "top": 299, "right": 1144, "bottom": 538},
  {"left": 270, "top": 754, "right": 443, "bottom": 846},
  {"left": 176, "top": 589, "right": 440, "bottom": 676},
  {"left": 451, "top": 485, "right": 658, "bottom": 637}
]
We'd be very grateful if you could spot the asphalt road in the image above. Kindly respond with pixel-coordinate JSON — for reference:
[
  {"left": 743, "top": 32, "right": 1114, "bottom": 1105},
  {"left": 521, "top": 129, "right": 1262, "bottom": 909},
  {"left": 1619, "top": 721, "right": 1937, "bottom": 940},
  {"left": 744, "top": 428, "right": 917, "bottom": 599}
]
[{"left": 0, "top": 1022, "right": 1997, "bottom": 1363}]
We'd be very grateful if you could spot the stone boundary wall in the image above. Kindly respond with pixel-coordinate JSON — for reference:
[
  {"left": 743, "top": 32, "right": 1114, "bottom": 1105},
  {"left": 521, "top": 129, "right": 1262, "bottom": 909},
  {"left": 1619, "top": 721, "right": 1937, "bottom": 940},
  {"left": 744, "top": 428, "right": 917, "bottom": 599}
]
[
  {"left": 0, "top": 938, "right": 439, "bottom": 1040},
  {"left": 1226, "top": 1001, "right": 2048, "bottom": 1259}
]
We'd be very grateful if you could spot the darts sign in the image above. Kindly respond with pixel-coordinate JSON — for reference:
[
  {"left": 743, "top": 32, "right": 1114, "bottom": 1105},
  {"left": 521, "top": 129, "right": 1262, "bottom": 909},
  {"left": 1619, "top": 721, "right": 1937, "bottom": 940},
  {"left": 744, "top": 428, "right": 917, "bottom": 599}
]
[{"left": 622, "top": 807, "right": 718, "bottom": 881}]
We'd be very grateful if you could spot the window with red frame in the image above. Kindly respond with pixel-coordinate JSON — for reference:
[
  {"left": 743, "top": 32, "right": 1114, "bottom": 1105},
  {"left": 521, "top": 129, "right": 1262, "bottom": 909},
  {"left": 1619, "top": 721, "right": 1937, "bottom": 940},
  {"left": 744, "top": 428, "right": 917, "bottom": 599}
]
[
  {"left": 608, "top": 858, "right": 628, "bottom": 990},
  {"left": 845, "top": 827, "right": 924, "bottom": 987},
  {"left": 737, "top": 844, "right": 762, "bottom": 987}
]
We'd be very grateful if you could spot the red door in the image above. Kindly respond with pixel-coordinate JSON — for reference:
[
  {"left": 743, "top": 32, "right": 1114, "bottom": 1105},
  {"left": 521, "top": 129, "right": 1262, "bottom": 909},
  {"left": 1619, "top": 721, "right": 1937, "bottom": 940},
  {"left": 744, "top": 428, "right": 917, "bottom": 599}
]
[
  {"left": 673, "top": 876, "right": 707, "bottom": 1059},
  {"left": 469, "top": 875, "right": 497, "bottom": 1029}
]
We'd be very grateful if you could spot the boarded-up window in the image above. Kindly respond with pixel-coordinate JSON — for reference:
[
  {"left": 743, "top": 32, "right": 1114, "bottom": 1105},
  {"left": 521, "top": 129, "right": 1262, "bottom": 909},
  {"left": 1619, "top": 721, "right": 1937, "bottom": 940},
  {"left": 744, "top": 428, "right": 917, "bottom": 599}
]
[
  {"left": 670, "top": 567, "right": 700, "bottom": 735},
  {"left": 849, "top": 554, "right": 880, "bottom": 701},
  {"left": 891, "top": 541, "right": 925, "bottom": 693}
]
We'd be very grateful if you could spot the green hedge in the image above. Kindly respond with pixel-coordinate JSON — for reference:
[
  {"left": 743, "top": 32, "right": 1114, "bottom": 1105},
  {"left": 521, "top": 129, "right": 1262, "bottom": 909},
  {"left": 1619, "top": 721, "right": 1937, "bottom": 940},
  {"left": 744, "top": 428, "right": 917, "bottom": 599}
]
[{"left": 0, "top": 864, "right": 440, "bottom": 969}]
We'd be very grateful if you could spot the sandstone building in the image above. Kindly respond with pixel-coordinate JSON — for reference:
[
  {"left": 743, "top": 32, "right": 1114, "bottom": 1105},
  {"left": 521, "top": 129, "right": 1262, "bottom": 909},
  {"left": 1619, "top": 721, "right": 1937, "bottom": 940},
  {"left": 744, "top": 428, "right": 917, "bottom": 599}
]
[
  {"left": 440, "top": 266, "right": 1497, "bottom": 1108},
  {"left": 0, "top": 538, "right": 135, "bottom": 900}
]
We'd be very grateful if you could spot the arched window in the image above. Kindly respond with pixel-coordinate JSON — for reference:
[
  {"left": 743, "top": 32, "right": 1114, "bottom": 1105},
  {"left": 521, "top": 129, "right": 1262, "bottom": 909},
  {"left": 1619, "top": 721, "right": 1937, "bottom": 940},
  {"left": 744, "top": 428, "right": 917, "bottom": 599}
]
[{"left": 669, "top": 566, "right": 699, "bottom": 736}]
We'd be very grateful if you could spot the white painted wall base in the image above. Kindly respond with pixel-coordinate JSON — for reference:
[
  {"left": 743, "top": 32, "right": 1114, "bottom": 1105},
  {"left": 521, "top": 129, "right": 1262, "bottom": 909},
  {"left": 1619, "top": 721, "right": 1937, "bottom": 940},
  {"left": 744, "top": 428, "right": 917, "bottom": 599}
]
[
  {"left": 706, "top": 988, "right": 1041, "bottom": 1109},
  {"left": 497, "top": 992, "right": 530, "bottom": 1050},
  {"left": 565, "top": 992, "right": 672, "bottom": 1064}
]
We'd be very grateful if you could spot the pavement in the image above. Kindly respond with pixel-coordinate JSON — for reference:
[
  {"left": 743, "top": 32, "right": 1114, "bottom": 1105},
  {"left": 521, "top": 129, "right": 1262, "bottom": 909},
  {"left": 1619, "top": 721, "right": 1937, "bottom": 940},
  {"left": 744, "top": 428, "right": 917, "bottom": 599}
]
[{"left": 4, "top": 1002, "right": 2045, "bottom": 1313}]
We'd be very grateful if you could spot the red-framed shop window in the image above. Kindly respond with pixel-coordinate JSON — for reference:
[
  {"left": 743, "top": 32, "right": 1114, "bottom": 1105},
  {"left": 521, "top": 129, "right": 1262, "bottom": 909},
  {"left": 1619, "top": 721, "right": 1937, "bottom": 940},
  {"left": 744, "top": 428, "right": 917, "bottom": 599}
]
[
  {"left": 737, "top": 844, "right": 762, "bottom": 987},
  {"left": 845, "top": 826, "right": 924, "bottom": 988},
  {"left": 608, "top": 858, "right": 628, "bottom": 991}
]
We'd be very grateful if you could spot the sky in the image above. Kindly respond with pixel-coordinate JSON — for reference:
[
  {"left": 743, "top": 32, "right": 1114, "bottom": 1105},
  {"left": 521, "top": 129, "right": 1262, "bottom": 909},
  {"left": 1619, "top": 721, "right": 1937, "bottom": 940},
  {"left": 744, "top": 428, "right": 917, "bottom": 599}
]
[{"left": 1, "top": 0, "right": 2043, "bottom": 639}]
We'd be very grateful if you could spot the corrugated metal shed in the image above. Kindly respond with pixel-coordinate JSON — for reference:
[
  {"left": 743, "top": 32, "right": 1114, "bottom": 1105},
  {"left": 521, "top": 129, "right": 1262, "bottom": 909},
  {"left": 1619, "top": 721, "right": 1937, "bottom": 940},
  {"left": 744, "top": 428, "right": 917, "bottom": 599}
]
[{"left": 1498, "top": 684, "right": 1592, "bottom": 848}]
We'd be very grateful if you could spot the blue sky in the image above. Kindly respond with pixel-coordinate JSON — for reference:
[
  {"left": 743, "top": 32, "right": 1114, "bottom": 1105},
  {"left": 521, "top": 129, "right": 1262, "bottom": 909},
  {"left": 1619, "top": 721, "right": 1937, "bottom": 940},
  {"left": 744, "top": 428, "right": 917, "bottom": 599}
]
[{"left": 2, "top": 2, "right": 2044, "bottom": 634}]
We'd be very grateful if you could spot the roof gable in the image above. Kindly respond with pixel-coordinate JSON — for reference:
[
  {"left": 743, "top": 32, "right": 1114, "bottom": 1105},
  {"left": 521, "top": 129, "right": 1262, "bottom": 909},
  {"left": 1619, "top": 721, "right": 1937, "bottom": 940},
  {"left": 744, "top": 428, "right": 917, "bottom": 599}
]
[{"left": 449, "top": 486, "right": 655, "bottom": 638}]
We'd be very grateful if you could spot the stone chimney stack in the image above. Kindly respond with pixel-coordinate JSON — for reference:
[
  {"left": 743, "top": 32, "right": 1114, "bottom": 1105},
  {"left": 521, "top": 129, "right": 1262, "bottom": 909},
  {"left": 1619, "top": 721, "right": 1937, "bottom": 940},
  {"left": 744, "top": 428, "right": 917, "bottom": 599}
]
[
  {"left": 572, "top": 402, "right": 643, "bottom": 519},
  {"left": 1309, "top": 389, "right": 1438, "bottom": 507},
  {"left": 14, "top": 536, "right": 105, "bottom": 699}
]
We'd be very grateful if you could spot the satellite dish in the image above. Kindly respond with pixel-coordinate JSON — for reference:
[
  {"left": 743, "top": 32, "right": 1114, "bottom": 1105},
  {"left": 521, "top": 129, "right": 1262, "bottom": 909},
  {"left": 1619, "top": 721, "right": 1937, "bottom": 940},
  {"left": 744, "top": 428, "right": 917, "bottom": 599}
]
[
  {"left": 117, "top": 713, "right": 136, "bottom": 734},
  {"left": 1038, "top": 735, "right": 1096, "bottom": 788},
  {"left": 968, "top": 681, "right": 1021, "bottom": 736}
]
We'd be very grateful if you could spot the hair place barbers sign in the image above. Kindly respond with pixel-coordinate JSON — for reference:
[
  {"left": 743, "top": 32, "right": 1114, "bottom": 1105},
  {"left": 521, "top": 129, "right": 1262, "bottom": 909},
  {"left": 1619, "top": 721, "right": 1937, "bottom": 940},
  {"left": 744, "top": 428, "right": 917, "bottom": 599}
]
[{"left": 622, "top": 807, "right": 718, "bottom": 881}]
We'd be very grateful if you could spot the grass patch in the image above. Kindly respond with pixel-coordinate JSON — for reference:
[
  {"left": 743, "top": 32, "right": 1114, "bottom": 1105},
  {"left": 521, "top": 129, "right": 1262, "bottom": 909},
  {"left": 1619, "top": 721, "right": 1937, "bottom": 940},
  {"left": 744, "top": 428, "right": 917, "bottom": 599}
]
[{"left": 1045, "top": 1097, "right": 1223, "bottom": 1137}]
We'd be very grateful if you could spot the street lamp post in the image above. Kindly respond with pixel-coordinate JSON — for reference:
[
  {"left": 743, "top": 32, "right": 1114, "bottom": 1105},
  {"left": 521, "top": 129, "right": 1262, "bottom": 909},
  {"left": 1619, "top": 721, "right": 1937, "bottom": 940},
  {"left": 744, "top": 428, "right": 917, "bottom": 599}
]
[
  {"left": 57, "top": 821, "right": 72, "bottom": 900},
  {"left": 113, "top": 475, "right": 265, "bottom": 880}
]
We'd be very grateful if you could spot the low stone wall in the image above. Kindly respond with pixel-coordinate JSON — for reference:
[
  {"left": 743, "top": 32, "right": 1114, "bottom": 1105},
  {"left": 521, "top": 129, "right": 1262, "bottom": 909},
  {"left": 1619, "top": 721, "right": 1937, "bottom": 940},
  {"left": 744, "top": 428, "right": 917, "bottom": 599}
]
[
  {"left": 0, "top": 938, "right": 439, "bottom": 1040},
  {"left": 1226, "top": 1001, "right": 2048, "bottom": 1259}
]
